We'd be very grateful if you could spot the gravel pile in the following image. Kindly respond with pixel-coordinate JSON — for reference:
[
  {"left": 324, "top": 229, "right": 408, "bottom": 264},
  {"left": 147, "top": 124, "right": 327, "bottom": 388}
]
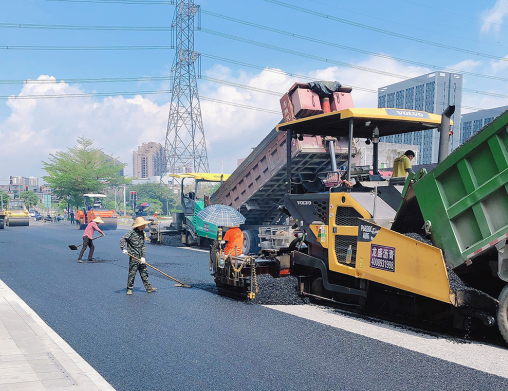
[
  {"left": 404, "top": 232, "right": 433, "bottom": 245},
  {"left": 446, "top": 266, "right": 468, "bottom": 292},
  {"left": 249, "top": 275, "right": 310, "bottom": 305}
]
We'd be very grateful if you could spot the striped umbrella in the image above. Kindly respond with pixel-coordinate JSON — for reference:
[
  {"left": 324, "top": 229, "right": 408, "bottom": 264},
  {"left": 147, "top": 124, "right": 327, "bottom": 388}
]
[{"left": 197, "top": 204, "right": 245, "bottom": 227}]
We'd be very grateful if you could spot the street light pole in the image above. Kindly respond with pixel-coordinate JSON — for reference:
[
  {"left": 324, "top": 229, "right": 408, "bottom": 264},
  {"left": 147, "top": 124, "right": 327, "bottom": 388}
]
[{"left": 123, "top": 184, "right": 126, "bottom": 218}]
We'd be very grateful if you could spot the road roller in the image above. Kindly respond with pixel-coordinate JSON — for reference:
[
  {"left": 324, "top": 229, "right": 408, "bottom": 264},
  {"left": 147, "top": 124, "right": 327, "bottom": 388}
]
[
  {"left": 76, "top": 194, "right": 118, "bottom": 230},
  {"left": 5, "top": 199, "right": 30, "bottom": 227}
]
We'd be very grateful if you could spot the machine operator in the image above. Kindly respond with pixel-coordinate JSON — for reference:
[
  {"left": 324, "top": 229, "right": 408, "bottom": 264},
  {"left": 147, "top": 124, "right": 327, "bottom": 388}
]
[{"left": 392, "top": 150, "right": 415, "bottom": 177}]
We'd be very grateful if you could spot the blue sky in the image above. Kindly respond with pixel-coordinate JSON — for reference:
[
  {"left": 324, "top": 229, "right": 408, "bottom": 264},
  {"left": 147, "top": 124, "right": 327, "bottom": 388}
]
[{"left": 1, "top": 0, "right": 507, "bottom": 179}]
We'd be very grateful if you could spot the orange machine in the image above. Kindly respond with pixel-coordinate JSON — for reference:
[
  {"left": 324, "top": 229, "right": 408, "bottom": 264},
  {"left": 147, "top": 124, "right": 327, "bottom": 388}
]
[{"left": 76, "top": 194, "right": 118, "bottom": 230}]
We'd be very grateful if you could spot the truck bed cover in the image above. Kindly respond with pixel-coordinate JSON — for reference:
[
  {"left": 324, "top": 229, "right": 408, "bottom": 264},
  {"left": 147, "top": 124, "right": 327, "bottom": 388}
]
[{"left": 211, "top": 126, "right": 353, "bottom": 225}]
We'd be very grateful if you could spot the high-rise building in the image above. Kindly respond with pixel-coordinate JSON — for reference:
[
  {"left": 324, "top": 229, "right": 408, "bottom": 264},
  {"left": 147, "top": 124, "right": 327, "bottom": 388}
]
[
  {"left": 460, "top": 105, "right": 508, "bottom": 144},
  {"left": 9, "top": 176, "right": 38, "bottom": 186},
  {"left": 378, "top": 72, "right": 463, "bottom": 164},
  {"left": 133, "top": 142, "right": 164, "bottom": 179}
]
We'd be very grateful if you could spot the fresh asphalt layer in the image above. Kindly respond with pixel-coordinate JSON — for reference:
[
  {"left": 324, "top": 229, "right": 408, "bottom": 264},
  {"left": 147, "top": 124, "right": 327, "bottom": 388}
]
[{"left": 1, "top": 222, "right": 508, "bottom": 390}]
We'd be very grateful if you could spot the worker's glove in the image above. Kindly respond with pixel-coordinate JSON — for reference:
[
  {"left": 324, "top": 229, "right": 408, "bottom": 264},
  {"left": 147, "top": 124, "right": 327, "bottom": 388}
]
[
  {"left": 122, "top": 249, "right": 128, "bottom": 255},
  {"left": 140, "top": 257, "right": 146, "bottom": 264}
]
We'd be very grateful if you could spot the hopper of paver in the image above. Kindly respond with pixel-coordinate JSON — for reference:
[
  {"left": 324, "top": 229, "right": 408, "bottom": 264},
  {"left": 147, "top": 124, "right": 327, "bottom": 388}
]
[
  {"left": 413, "top": 109, "right": 508, "bottom": 270},
  {"left": 401, "top": 109, "right": 508, "bottom": 342}
]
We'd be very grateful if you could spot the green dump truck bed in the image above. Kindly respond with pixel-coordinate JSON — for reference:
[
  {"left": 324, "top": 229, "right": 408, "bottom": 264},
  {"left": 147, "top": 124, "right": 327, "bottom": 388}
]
[{"left": 414, "top": 109, "right": 508, "bottom": 269}]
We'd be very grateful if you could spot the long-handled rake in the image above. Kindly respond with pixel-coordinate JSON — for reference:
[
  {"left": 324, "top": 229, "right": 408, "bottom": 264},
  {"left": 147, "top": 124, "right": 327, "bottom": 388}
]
[
  {"left": 129, "top": 254, "right": 192, "bottom": 288},
  {"left": 68, "top": 235, "right": 104, "bottom": 250}
]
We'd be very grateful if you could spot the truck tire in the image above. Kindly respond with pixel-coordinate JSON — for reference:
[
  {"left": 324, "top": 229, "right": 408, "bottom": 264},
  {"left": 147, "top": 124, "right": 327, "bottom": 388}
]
[
  {"left": 0, "top": 219, "right": 4, "bottom": 229},
  {"left": 242, "top": 229, "right": 260, "bottom": 255},
  {"left": 498, "top": 285, "right": 508, "bottom": 343}
]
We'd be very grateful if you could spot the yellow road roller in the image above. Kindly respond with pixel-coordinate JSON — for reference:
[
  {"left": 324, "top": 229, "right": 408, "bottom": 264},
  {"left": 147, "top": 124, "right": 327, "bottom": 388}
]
[{"left": 5, "top": 199, "right": 30, "bottom": 227}]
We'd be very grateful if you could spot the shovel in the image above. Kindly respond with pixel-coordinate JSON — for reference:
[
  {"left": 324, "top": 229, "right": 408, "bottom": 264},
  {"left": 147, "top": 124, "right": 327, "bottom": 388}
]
[
  {"left": 68, "top": 235, "right": 104, "bottom": 250},
  {"left": 128, "top": 254, "right": 192, "bottom": 288}
]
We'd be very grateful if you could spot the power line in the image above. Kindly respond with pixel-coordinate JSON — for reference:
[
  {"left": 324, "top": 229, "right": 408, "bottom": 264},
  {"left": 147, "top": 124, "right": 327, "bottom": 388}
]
[
  {"left": 392, "top": 0, "right": 508, "bottom": 30},
  {"left": 261, "top": 0, "right": 508, "bottom": 63},
  {"left": 1, "top": 49, "right": 505, "bottom": 101},
  {"left": 1, "top": 89, "right": 172, "bottom": 99},
  {"left": 0, "top": 45, "right": 172, "bottom": 50},
  {"left": 42, "top": 0, "right": 173, "bottom": 4},
  {"left": 198, "top": 54, "right": 492, "bottom": 112},
  {"left": 200, "top": 29, "right": 508, "bottom": 101},
  {"left": 0, "top": 88, "right": 280, "bottom": 114},
  {"left": 200, "top": 97, "right": 279, "bottom": 114},
  {"left": 1, "top": 13, "right": 505, "bottom": 85},
  {"left": 203, "top": 10, "right": 508, "bottom": 84},
  {"left": 305, "top": 0, "right": 508, "bottom": 48},
  {"left": 0, "top": 74, "right": 487, "bottom": 112},
  {"left": 0, "top": 22, "right": 171, "bottom": 31},
  {"left": 202, "top": 28, "right": 412, "bottom": 79},
  {"left": 0, "top": 76, "right": 173, "bottom": 84},
  {"left": 0, "top": 44, "right": 505, "bottom": 101}
]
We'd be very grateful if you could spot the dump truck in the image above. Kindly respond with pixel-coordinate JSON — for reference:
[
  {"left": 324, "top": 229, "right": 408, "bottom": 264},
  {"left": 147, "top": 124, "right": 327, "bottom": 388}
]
[
  {"left": 211, "top": 105, "right": 508, "bottom": 342},
  {"left": 210, "top": 127, "right": 357, "bottom": 254},
  {"left": 75, "top": 194, "right": 118, "bottom": 230},
  {"left": 156, "top": 173, "right": 230, "bottom": 246},
  {"left": 4, "top": 199, "right": 30, "bottom": 227}
]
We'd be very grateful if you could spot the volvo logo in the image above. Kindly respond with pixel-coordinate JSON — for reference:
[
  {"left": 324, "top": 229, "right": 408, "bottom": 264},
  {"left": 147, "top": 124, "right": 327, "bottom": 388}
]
[{"left": 297, "top": 201, "right": 312, "bottom": 205}]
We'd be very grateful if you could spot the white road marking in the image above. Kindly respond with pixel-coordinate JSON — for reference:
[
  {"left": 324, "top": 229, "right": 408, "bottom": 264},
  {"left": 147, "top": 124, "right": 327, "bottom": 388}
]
[
  {"left": 178, "top": 247, "right": 209, "bottom": 253},
  {"left": 264, "top": 305, "right": 508, "bottom": 378}
]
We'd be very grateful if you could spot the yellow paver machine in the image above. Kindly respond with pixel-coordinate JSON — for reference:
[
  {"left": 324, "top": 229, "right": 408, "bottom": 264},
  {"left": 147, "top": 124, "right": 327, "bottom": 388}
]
[{"left": 212, "top": 106, "right": 508, "bottom": 342}]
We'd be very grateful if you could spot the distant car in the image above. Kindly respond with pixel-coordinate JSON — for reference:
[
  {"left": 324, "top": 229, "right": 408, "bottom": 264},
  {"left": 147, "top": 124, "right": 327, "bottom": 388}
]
[{"left": 29, "top": 211, "right": 36, "bottom": 217}]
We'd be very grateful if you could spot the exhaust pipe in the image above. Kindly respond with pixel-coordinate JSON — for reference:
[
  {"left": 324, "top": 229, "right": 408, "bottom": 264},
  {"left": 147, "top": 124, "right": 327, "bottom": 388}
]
[{"left": 438, "top": 105, "right": 455, "bottom": 163}]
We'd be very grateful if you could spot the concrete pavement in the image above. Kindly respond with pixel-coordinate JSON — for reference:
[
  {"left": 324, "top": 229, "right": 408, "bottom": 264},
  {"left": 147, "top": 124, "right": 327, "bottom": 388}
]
[{"left": 0, "top": 278, "right": 115, "bottom": 391}]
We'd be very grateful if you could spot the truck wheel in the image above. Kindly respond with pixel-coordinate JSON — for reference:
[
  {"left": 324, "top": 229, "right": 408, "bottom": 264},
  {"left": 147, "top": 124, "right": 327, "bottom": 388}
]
[
  {"left": 242, "top": 229, "right": 260, "bottom": 255},
  {"left": 498, "top": 285, "right": 508, "bottom": 343},
  {"left": 309, "top": 276, "right": 326, "bottom": 304},
  {"left": 0, "top": 219, "right": 4, "bottom": 229}
]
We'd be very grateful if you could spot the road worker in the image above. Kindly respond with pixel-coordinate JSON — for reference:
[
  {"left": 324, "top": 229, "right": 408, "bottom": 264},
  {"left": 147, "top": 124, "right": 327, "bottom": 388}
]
[{"left": 120, "top": 217, "right": 157, "bottom": 295}]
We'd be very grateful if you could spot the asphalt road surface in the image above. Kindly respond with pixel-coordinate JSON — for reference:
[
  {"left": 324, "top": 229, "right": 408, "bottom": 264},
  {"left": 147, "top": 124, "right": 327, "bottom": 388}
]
[{"left": 1, "top": 221, "right": 508, "bottom": 390}]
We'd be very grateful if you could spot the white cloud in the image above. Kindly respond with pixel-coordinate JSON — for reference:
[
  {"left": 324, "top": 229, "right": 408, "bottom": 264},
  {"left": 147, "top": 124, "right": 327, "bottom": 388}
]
[
  {"left": 0, "top": 56, "right": 434, "bottom": 179},
  {"left": 446, "top": 59, "right": 483, "bottom": 73},
  {"left": 481, "top": 0, "right": 508, "bottom": 35},
  {"left": 491, "top": 53, "right": 508, "bottom": 74},
  {"left": 0, "top": 76, "right": 170, "bottom": 179}
]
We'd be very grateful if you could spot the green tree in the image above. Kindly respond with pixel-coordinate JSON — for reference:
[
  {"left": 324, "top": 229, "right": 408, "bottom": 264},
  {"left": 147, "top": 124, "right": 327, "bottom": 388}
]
[
  {"left": 0, "top": 191, "right": 8, "bottom": 209},
  {"left": 42, "top": 136, "right": 127, "bottom": 208},
  {"left": 19, "top": 191, "right": 39, "bottom": 209}
]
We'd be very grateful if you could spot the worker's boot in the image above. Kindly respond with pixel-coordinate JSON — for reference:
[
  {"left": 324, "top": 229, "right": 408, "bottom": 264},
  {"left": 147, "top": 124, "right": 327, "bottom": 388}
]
[
  {"left": 126, "top": 289, "right": 132, "bottom": 295},
  {"left": 77, "top": 259, "right": 83, "bottom": 263},
  {"left": 147, "top": 287, "right": 157, "bottom": 293}
]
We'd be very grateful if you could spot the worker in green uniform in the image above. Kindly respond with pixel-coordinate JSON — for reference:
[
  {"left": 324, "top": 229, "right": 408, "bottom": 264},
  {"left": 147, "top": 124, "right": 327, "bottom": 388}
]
[
  {"left": 392, "top": 150, "right": 415, "bottom": 177},
  {"left": 120, "top": 216, "right": 157, "bottom": 295}
]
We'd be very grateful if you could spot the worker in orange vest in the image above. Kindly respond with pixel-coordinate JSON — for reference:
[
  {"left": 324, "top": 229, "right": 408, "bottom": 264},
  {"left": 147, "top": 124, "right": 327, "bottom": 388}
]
[{"left": 223, "top": 226, "right": 244, "bottom": 256}]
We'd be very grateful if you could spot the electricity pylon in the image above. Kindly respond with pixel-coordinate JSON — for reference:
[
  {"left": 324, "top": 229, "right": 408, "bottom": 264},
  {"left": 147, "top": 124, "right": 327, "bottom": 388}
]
[{"left": 164, "top": 0, "right": 209, "bottom": 175}]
